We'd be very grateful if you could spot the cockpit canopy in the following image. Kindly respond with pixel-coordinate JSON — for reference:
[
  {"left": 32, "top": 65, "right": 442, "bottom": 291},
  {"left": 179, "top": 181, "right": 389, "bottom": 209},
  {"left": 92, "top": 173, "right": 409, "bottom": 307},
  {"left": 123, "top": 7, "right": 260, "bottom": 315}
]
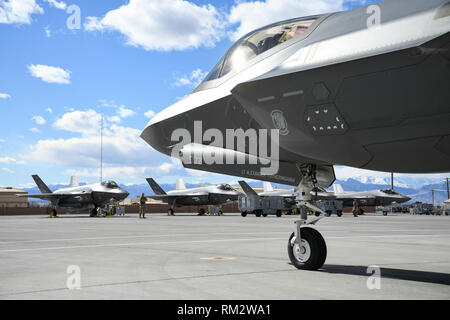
[
  {"left": 381, "top": 189, "right": 398, "bottom": 195},
  {"left": 202, "top": 16, "right": 318, "bottom": 83},
  {"left": 102, "top": 181, "right": 119, "bottom": 189},
  {"left": 218, "top": 184, "right": 234, "bottom": 191}
]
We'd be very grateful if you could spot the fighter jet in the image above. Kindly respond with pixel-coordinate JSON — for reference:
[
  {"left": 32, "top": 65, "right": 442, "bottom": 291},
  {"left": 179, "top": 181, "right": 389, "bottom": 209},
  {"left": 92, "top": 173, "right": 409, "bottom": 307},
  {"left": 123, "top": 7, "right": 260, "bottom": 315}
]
[
  {"left": 20, "top": 175, "right": 129, "bottom": 217},
  {"left": 141, "top": 0, "right": 450, "bottom": 270},
  {"left": 330, "top": 184, "right": 411, "bottom": 207},
  {"left": 260, "top": 182, "right": 410, "bottom": 206},
  {"left": 145, "top": 178, "right": 241, "bottom": 215}
]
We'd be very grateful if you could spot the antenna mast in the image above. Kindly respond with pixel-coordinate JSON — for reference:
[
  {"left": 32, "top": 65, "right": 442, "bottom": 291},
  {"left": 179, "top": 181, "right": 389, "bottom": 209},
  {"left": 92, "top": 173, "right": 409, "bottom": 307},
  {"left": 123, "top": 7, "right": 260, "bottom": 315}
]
[{"left": 100, "top": 114, "right": 103, "bottom": 184}]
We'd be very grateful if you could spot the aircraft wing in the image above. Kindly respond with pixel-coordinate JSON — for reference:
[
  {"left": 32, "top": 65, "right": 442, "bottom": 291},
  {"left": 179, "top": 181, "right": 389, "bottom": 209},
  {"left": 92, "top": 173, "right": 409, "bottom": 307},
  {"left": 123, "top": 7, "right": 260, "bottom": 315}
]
[
  {"left": 145, "top": 193, "right": 210, "bottom": 203},
  {"left": 335, "top": 195, "right": 375, "bottom": 200},
  {"left": 18, "top": 193, "right": 90, "bottom": 201}
]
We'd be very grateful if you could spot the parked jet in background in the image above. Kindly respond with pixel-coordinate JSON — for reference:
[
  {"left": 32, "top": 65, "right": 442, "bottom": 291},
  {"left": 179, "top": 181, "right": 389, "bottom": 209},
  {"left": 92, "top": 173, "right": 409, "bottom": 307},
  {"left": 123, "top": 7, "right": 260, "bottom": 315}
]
[
  {"left": 259, "top": 182, "right": 410, "bottom": 206},
  {"left": 145, "top": 178, "right": 241, "bottom": 215},
  {"left": 331, "top": 184, "right": 411, "bottom": 206},
  {"left": 19, "top": 175, "right": 129, "bottom": 217}
]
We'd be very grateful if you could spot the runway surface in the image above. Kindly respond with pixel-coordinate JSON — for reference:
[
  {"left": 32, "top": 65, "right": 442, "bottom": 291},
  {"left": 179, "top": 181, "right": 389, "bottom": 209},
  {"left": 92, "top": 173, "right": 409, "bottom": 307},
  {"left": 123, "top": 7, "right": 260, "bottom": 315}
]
[{"left": 0, "top": 213, "right": 449, "bottom": 299}]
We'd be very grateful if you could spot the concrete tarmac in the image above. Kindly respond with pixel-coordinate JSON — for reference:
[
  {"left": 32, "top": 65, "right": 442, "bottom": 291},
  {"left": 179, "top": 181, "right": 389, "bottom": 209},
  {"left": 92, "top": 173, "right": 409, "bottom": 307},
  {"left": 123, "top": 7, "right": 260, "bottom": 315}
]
[{"left": 0, "top": 213, "right": 449, "bottom": 299}]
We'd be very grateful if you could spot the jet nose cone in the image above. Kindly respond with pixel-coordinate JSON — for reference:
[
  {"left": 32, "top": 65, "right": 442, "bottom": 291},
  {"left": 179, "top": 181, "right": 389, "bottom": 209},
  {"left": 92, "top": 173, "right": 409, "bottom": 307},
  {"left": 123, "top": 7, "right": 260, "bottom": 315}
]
[
  {"left": 141, "top": 121, "right": 173, "bottom": 157},
  {"left": 121, "top": 190, "right": 130, "bottom": 199}
]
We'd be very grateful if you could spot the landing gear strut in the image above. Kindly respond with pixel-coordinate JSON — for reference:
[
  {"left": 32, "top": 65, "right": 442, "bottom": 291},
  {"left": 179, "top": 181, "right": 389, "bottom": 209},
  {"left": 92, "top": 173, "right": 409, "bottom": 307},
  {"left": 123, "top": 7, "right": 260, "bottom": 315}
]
[{"left": 287, "top": 164, "right": 334, "bottom": 270}]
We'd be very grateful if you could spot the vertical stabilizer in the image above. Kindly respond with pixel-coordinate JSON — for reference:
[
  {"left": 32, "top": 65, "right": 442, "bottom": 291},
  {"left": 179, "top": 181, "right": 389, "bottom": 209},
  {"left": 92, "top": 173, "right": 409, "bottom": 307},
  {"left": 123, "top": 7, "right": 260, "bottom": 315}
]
[
  {"left": 32, "top": 175, "right": 52, "bottom": 194},
  {"left": 238, "top": 181, "right": 259, "bottom": 197},
  {"left": 146, "top": 178, "right": 167, "bottom": 195},
  {"left": 333, "top": 184, "right": 344, "bottom": 194},
  {"left": 263, "top": 182, "right": 274, "bottom": 192},
  {"left": 176, "top": 178, "right": 186, "bottom": 190},
  {"left": 70, "top": 176, "right": 79, "bottom": 188}
]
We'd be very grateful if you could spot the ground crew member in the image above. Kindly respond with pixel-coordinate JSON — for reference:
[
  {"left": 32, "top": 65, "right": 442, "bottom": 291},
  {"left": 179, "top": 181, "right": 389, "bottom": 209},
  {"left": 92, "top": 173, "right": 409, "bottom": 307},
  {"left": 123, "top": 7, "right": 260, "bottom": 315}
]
[
  {"left": 352, "top": 199, "right": 360, "bottom": 217},
  {"left": 139, "top": 193, "right": 147, "bottom": 219}
]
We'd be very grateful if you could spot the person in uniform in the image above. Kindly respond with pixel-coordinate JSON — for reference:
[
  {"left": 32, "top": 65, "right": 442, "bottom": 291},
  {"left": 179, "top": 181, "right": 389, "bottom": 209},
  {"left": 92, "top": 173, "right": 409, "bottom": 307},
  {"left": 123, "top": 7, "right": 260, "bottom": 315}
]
[
  {"left": 352, "top": 199, "right": 360, "bottom": 217},
  {"left": 139, "top": 193, "right": 147, "bottom": 219}
]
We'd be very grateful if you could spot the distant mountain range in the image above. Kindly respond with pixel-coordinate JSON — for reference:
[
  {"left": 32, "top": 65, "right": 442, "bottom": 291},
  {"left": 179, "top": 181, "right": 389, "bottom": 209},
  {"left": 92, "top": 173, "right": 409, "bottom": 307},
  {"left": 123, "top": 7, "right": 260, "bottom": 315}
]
[{"left": 15, "top": 178, "right": 449, "bottom": 205}]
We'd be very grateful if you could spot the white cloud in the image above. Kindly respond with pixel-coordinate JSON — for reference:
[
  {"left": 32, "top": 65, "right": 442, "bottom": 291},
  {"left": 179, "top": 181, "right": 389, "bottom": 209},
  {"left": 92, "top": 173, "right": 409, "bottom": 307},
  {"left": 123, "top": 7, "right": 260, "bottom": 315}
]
[
  {"left": 32, "top": 115, "right": 46, "bottom": 125},
  {"left": 0, "top": 93, "right": 11, "bottom": 99},
  {"left": 0, "top": 0, "right": 43, "bottom": 24},
  {"left": 29, "top": 127, "right": 40, "bottom": 133},
  {"left": 2, "top": 168, "right": 14, "bottom": 174},
  {"left": 117, "top": 105, "right": 135, "bottom": 118},
  {"left": 107, "top": 115, "right": 121, "bottom": 123},
  {"left": 144, "top": 110, "right": 155, "bottom": 119},
  {"left": 228, "top": 0, "right": 344, "bottom": 40},
  {"left": 158, "top": 162, "right": 174, "bottom": 173},
  {"left": 44, "top": 0, "right": 67, "bottom": 10},
  {"left": 54, "top": 109, "right": 101, "bottom": 136},
  {"left": 29, "top": 109, "right": 167, "bottom": 169},
  {"left": 84, "top": 0, "right": 224, "bottom": 51},
  {"left": 28, "top": 64, "right": 71, "bottom": 84},
  {"left": 173, "top": 68, "right": 207, "bottom": 87},
  {"left": 0, "top": 139, "right": 5, "bottom": 143},
  {"left": 45, "top": 107, "right": 53, "bottom": 113},
  {"left": 0, "top": 157, "right": 24, "bottom": 164},
  {"left": 44, "top": 25, "right": 51, "bottom": 37}
]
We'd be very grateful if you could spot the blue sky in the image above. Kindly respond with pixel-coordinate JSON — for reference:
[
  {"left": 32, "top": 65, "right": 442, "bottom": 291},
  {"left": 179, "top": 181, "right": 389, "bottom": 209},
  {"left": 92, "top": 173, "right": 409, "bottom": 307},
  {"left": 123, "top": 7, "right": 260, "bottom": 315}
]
[{"left": 1, "top": 0, "right": 447, "bottom": 189}]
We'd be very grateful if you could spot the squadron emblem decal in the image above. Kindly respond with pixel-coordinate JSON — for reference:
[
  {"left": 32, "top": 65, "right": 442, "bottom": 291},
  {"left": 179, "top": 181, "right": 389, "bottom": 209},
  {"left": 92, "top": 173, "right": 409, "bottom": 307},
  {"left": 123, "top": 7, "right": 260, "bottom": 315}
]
[{"left": 270, "top": 109, "right": 289, "bottom": 135}]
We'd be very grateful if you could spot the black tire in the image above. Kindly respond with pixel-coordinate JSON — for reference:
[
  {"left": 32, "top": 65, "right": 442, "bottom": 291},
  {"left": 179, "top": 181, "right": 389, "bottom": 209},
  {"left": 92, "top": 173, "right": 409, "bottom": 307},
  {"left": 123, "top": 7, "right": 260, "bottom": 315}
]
[
  {"left": 198, "top": 208, "right": 205, "bottom": 215},
  {"left": 336, "top": 211, "right": 342, "bottom": 217},
  {"left": 287, "top": 227, "right": 327, "bottom": 270},
  {"left": 168, "top": 208, "right": 174, "bottom": 215},
  {"left": 315, "top": 212, "right": 321, "bottom": 217},
  {"left": 383, "top": 211, "right": 388, "bottom": 216},
  {"left": 276, "top": 210, "right": 282, "bottom": 217},
  {"left": 255, "top": 210, "right": 262, "bottom": 217},
  {"left": 241, "top": 211, "right": 247, "bottom": 217}
]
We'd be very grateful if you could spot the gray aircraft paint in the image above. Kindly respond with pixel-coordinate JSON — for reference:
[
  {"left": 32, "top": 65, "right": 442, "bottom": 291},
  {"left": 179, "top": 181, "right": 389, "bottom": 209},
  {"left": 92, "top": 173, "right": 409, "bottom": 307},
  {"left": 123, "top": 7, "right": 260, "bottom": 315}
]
[
  {"left": 145, "top": 178, "right": 240, "bottom": 208},
  {"left": 141, "top": 0, "right": 450, "bottom": 188},
  {"left": 20, "top": 175, "right": 129, "bottom": 212},
  {"left": 257, "top": 182, "right": 410, "bottom": 207}
]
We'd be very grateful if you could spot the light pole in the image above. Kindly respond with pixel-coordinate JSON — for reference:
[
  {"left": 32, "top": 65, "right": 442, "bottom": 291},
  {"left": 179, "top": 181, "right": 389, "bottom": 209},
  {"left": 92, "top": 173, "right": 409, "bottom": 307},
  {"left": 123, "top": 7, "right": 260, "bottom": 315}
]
[
  {"left": 391, "top": 172, "right": 394, "bottom": 190},
  {"left": 446, "top": 178, "right": 449, "bottom": 200}
]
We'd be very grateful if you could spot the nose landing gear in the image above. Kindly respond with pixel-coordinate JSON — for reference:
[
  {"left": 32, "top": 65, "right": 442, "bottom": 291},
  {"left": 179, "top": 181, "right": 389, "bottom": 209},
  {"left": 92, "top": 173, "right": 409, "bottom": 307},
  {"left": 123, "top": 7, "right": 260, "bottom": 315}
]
[{"left": 287, "top": 164, "right": 334, "bottom": 270}]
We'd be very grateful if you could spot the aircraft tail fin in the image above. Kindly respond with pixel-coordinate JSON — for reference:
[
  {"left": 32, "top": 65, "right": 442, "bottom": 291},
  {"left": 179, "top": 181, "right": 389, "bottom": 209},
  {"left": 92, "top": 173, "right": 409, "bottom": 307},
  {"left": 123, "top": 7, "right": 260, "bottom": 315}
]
[
  {"left": 238, "top": 181, "right": 259, "bottom": 197},
  {"left": 32, "top": 175, "right": 52, "bottom": 194},
  {"left": 69, "top": 176, "right": 79, "bottom": 188},
  {"left": 333, "top": 184, "right": 344, "bottom": 194},
  {"left": 146, "top": 178, "right": 167, "bottom": 195},
  {"left": 263, "top": 182, "right": 274, "bottom": 192},
  {"left": 176, "top": 178, "right": 186, "bottom": 190}
]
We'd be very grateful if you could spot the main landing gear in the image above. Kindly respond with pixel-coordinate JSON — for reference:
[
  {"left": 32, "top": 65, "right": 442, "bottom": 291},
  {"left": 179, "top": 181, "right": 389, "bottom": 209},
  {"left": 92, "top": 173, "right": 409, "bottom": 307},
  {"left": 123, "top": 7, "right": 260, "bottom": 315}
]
[
  {"left": 287, "top": 164, "right": 334, "bottom": 270},
  {"left": 50, "top": 208, "right": 58, "bottom": 218}
]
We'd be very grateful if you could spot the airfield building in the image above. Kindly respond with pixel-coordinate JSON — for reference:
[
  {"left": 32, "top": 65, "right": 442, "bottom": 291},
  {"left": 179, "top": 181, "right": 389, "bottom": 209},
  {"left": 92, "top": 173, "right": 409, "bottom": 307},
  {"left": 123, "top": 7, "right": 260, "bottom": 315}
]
[{"left": 0, "top": 188, "right": 28, "bottom": 208}]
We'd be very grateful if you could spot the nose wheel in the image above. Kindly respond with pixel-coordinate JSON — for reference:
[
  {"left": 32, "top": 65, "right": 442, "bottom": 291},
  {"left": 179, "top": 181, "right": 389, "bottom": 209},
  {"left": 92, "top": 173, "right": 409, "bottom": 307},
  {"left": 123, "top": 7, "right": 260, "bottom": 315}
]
[{"left": 287, "top": 227, "right": 327, "bottom": 270}]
